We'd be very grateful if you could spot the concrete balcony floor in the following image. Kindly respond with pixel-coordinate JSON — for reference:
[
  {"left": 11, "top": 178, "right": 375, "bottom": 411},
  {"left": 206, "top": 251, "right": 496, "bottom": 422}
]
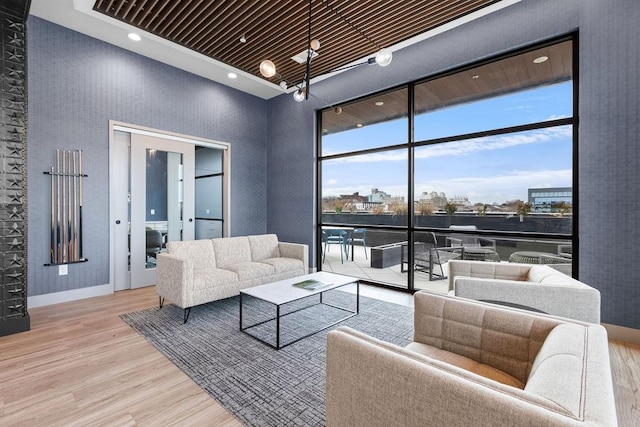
[{"left": 319, "top": 244, "right": 450, "bottom": 295}]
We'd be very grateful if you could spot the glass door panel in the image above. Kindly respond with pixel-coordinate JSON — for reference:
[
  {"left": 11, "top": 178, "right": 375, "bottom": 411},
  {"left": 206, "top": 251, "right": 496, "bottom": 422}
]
[{"left": 130, "top": 134, "right": 194, "bottom": 288}]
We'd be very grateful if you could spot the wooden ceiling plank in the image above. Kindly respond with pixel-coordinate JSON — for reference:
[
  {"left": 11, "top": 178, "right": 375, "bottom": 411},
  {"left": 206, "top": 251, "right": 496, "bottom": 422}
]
[
  {"left": 192, "top": 0, "right": 267, "bottom": 53},
  {"left": 138, "top": 0, "right": 171, "bottom": 30},
  {"left": 201, "top": 1, "right": 286, "bottom": 59},
  {"left": 128, "top": 0, "right": 150, "bottom": 23},
  {"left": 224, "top": 2, "right": 354, "bottom": 71},
  {"left": 318, "top": 0, "right": 394, "bottom": 49},
  {"left": 182, "top": 1, "right": 239, "bottom": 47},
  {"left": 161, "top": 0, "right": 208, "bottom": 38},
  {"left": 347, "top": 1, "right": 470, "bottom": 42},
  {"left": 121, "top": 0, "right": 140, "bottom": 20},
  {"left": 113, "top": 0, "right": 129, "bottom": 16},
  {"left": 131, "top": 0, "right": 159, "bottom": 26},
  {"left": 202, "top": 1, "right": 305, "bottom": 58},
  {"left": 217, "top": 0, "right": 316, "bottom": 60},
  {"left": 93, "top": 0, "right": 109, "bottom": 10},
  {"left": 150, "top": 0, "right": 182, "bottom": 34},
  {"left": 171, "top": 1, "right": 228, "bottom": 41},
  {"left": 155, "top": 0, "right": 195, "bottom": 35},
  {"left": 366, "top": 1, "right": 494, "bottom": 49}
]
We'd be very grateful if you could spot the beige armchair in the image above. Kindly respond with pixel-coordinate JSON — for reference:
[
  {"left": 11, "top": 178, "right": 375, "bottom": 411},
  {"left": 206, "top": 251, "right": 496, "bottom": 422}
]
[
  {"left": 448, "top": 260, "right": 600, "bottom": 323},
  {"left": 326, "top": 291, "right": 617, "bottom": 427}
]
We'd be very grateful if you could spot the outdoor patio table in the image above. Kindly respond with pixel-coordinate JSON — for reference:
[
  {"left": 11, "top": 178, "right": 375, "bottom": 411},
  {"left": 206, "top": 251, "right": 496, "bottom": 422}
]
[
  {"left": 509, "top": 251, "right": 569, "bottom": 264},
  {"left": 462, "top": 247, "right": 500, "bottom": 262}
]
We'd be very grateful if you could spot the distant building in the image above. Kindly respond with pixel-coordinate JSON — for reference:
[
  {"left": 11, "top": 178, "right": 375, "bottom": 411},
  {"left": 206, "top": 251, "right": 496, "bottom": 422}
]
[
  {"left": 419, "top": 191, "right": 447, "bottom": 209},
  {"left": 528, "top": 187, "right": 572, "bottom": 212},
  {"left": 369, "top": 188, "right": 404, "bottom": 203},
  {"left": 368, "top": 188, "right": 392, "bottom": 203},
  {"left": 449, "top": 195, "right": 471, "bottom": 208}
]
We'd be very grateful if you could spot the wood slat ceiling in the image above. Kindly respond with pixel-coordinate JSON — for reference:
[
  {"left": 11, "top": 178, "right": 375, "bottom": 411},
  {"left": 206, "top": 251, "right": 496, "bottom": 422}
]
[
  {"left": 93, "top": 0, "right": 502, "bottom": 87},
  {"left": 322, "top": 40, "right": 573, "bottom": 135}
]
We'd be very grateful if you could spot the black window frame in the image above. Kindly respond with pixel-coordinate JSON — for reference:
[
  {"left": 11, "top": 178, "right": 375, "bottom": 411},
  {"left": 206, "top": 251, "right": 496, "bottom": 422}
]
[{"left": 316, "top": 33, "right": 579, "bottom": 292}]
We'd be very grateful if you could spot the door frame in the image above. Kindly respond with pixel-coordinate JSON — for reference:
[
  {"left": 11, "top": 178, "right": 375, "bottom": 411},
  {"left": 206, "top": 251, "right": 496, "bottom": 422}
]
[{"left": 108, "top": 120, "right": 231, "bottom": 293}]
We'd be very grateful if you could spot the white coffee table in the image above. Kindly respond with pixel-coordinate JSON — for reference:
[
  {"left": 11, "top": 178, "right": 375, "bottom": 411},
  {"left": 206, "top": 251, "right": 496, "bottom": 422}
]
[{"left": 239, "top": 272, "right": 359, "bottom": 349}]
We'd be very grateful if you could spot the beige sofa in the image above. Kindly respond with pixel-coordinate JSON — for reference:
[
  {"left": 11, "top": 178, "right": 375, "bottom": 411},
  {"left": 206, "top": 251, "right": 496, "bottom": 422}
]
[
  {"left": 448, "top": 260, "right": 601, "bottom": 324},
  {"left": 326, "top": 291, "right": 617, "bottom": 427},
  {"left": 156, "top": 234, "right": 307, "bottom": 322}
]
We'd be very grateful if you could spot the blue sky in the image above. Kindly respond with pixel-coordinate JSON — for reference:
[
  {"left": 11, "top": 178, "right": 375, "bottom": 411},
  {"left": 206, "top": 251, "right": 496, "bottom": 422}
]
[{"left": 322, "top": 82, "right": 573, "bottom": 204}]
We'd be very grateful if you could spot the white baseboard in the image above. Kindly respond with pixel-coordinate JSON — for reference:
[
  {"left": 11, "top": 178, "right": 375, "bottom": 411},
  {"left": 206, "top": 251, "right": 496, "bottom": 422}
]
[
  {"left": 28, "top": 284, "right": 113, "bottom": 308},
  {"left": 603, "top": 323, "right": 640, "bottom": 346}
]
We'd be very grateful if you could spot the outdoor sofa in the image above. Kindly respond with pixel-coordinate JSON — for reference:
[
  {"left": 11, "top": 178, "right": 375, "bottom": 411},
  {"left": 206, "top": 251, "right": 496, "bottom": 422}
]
[
  {"left": 156, "top": 234, "right": 308, "bottom": 322},
  {"left": 326, "top": 291, "right": 617, "bottom": 426},
  {"left": 447, "top": 260, "right": 601, "bottom": 323}
]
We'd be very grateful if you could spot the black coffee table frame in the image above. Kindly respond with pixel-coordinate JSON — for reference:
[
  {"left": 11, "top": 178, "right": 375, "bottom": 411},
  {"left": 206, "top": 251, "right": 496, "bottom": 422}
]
[{"left": 240, "top": 281, "right": 360, "bottom": 350}]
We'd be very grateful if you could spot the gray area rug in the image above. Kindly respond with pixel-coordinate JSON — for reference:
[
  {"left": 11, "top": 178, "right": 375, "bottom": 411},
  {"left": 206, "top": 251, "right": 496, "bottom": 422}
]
[{"left": 121, "top": 290, "right": 413, "bottom": 427}]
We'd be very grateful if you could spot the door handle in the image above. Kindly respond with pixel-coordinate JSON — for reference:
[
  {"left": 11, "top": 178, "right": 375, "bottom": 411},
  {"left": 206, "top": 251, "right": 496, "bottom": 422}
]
[
  {"left": 115, "top": 220, "right": 121, "bottom": 224},
  {"left": 188, "top": 218, "right": 193, "bottom": 222}
]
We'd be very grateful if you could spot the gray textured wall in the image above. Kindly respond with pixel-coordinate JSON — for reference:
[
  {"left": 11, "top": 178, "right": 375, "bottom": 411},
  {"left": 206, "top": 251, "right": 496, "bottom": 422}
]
[
  {"left": 27, "top": 17, "right": 268, "bottom": 296},
  {"left": 266, "top": 0, "right": 640, "bottom": 328}
]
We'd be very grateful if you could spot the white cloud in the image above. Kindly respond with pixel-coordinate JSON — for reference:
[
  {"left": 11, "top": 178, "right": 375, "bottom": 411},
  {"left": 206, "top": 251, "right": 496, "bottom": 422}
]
[
  {"left": 415, "top": 127, "right": 571, "bottom": 159},
  {"left": 325, "top": 126, "right": 571, "bottom": 164},
  {"left": 416, "top": 169, "right": 571, "bottom": 204}
]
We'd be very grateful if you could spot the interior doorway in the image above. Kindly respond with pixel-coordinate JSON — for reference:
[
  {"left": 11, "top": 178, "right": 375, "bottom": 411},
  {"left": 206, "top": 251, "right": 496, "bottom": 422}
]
[{"left": 109, "top": 122, "right": 230, "bottom": 291}]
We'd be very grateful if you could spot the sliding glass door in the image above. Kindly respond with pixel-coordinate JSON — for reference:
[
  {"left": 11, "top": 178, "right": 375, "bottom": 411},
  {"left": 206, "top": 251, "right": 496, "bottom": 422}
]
[{"left": 130, "top": 133, "right": 195, "bottom": 289}]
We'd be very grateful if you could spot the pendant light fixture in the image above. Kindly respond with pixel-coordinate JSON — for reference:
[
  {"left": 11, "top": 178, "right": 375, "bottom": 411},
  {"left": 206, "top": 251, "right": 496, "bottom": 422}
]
[{"left": 258, "top": 0, "right": 393, "bottom": 103}]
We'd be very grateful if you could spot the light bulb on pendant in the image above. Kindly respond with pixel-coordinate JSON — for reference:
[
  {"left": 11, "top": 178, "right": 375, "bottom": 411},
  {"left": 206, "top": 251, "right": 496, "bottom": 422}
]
[
  {"left": 293, "top": 89, "right": 306, "bottom": 102},
  {"left": 310, "top": 39, "right": 320, "bottom": 51},
  {"left": 375, "top": 48, "right": 393, "bottom": 67},
  {"left": 259, "top": 59, "right": 276, "bottom": 78}
]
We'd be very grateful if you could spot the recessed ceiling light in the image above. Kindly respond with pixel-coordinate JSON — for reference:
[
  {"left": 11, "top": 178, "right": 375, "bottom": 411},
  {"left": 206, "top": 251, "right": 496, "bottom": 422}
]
[
  {"left": 128, "top": 33, "right": 141, "bottom": 41},
  {"left": 375, "top": 101, "right": 384, "bottom": 106},
  {"left": 227, "top": 72, "right": 237, "bottom": 79},
  {"left": 533, "top": 56, "right": 549, "bottom": 64},
  {"left": 356, "top": 123, "right": 363, "bottom": 128}
]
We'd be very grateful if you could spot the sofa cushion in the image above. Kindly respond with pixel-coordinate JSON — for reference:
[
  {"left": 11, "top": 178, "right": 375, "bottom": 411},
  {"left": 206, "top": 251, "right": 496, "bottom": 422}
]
[
  {"left": 259, "top": 257, "right": 304, "bottom": 274},
  {"left": 192, "top": 268, "right": 239, "bottom": 290},
  {"left": 405, "top": 342, "right": 524, "bottom": 388},
  {"left": 413, "top": 291, "right": 558, "bottom": 384},
  {"left": 449, "top": 260, "right": 530, "bottom": 291},
  {"left": 222, "top": 262, "right": 275, "bottom": 281},
  {"left": 166, "top": 239, "right": 215, "bottom": 269},
  {"left": 212, "top": 236, "right": 252, "bottom": 268},
  {"left": 248, "top": 234, "right": 281, "bottom": 261},
  {"left": 525, "top": 323, "right": 586, "bottom": 417},
  {"left": 527, "top": 266, "right": 583, "bottom": 288}
]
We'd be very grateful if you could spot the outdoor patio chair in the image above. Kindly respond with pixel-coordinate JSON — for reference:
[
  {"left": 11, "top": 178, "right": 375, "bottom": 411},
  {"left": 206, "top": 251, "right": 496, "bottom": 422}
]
[
  {"left": 347, "top": 228, "right": 368, "bottom": 259},
  {"left": 446, "top": 225, "right": 496, "bottom": 249},
  {"left": 557, "top": 244, "right": 572, "bottom": 258},
  {"left": 402, "top": 232, "right": 465, "bottom": 280},
  {"left": 322, "top": 229, "right": 349, "bottom": 264}
]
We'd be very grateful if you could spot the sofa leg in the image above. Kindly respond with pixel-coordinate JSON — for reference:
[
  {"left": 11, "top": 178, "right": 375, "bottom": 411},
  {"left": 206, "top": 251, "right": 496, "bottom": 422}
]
[
  {"left": 184, "top": 308, "right": 191, "bottom": 324},
  {"left": 159, "top": 296, "right": 165, "bottom": 308}
]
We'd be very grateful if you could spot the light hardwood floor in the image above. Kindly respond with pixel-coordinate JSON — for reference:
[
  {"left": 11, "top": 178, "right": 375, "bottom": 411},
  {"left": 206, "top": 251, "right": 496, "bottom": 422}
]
[
  {"left": 0, "top": 287, "right": 241, "bottom": 426},
  {"left": 1, "top": 286, "right": 638, "bottom": 426}
]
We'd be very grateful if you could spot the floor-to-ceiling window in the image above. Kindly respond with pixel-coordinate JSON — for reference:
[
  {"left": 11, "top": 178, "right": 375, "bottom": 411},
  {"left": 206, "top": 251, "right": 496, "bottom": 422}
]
[{"left": 317, "top": 36, "right": 576, "bottom": 292}]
